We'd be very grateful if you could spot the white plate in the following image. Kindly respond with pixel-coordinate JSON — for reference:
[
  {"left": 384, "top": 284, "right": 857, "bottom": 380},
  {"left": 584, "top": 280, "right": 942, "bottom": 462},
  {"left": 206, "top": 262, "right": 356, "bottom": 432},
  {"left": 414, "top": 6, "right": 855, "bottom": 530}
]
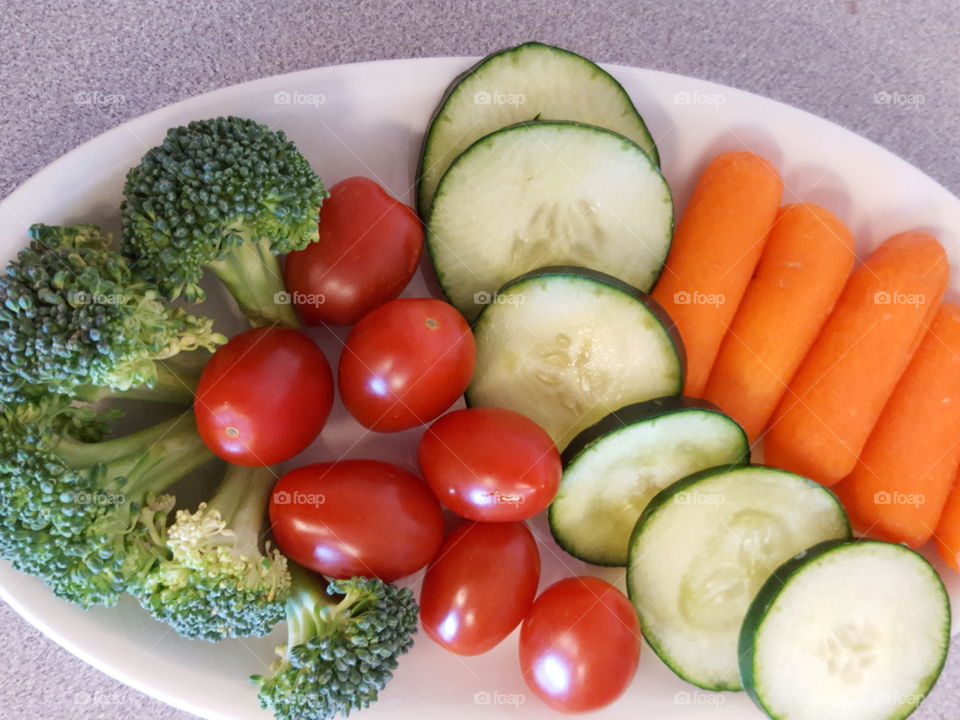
[{"left": 1, "top": 56, "right": 958, "bottom": 720}]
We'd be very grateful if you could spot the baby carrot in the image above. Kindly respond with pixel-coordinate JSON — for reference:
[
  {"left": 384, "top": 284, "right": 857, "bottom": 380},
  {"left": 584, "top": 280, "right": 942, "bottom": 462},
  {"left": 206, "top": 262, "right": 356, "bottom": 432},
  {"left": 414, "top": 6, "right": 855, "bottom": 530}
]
[
  {"left": 651, "top": 151, "right": 782, "bottom": 396},
  {"left": 703, "top": 203, "right": 854, "bottom": 440},
  {"left": 763, "top": 232, "right": 948, "bottom": 487},
  {"left": 936, "top": 471, "right": 960, "bottom": 573},
  {"left": 835, "top": 303, "right": 960, "bottom": 547}
]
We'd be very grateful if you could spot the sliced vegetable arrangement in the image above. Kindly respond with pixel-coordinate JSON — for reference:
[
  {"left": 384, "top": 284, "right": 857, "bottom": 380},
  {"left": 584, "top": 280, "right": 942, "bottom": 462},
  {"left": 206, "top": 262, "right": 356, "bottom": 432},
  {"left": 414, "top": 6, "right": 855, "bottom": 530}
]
[
  {"left": 740, "top": 540, "right": 950, "bottom": 720},
  {"left": 550, "top": 396, "right": 749, "bottom": 565},
  {"left": 427, "top": 121, "right": 672, "bottom": 319},
  {"left": 627, "top": 465, "right": 850, "bottom": 690},
  {"left": 467, "top": 266, "right": 684, "bottom": 449},
  {"left": 1, "top": 39, "right": 957, "bottom": 720}
]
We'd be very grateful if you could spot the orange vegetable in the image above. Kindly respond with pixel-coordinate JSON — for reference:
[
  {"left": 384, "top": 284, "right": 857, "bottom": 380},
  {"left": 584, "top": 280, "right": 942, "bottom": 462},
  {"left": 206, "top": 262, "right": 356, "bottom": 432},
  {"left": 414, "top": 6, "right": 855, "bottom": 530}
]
[
  {"left": 703, "top": 203, "right": 854, "bottom": 440},
  {"left": 651, "top": 151, "right": 782, "bottom": 396},
  {"left": 834, "top": 303, "right": 960, "bottom": 547},
  {"left": 935, "top": 470, "right": 960, "bottom": 573},
  {"left": 764, "top": 232, "right": 948, "bottom": 487}
]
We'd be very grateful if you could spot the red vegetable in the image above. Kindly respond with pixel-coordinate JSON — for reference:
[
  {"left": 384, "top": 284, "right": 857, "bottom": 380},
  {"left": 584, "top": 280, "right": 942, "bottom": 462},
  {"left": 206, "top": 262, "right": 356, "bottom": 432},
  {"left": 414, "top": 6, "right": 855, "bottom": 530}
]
[
  {"left": 338, "top": 298, "right": 475, "bottom": 432},
  {"left": 194, "top": 327, "right": 333, "bottom": 466},
  {"left": 269, "top": 460, "right": 444, "bottom": 582},
  {"left": 418, "top": 408, "right": 560, "bottom": 521},
  {"left": 420, "top": 521, "right": 540, "bottom": 655},
  {"left": 284, "top": 177, "right": 422, "bottom": 326},
  {"left": 520, "top": 576, "right": 641, "bottom": 713}
]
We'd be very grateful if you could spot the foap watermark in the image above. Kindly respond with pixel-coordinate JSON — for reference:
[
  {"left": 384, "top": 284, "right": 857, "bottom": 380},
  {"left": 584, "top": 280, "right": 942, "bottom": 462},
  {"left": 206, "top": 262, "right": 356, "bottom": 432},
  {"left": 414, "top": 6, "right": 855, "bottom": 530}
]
[
  {"left": 674, "top": 690, "right": 726, "bottom": 707},
  {"left": 272, "top": 490, "right": 326, "bottom": 508},
  {"left": 273, "top": 90, "right": 326, "bottom": 109},
  {"left": 673, "top": 90, "right": 726, "bottom": 108},
  {"left": 874, "top": 490, "right": 925, "bottom": 508},
  {"left": 274, "top": 290, "right": 326, "bottom": 307},
  {"left": 73, "top": 490, "right": 126, "bottom": 506},
  {"left": 473, "top": 691, "right": 526, "bottom": 708},
  {"left": 873, "top": 290, "right": 925, "bottom": 307},
  {"left": 484, "top": 490, "right": 525, "bottom": 506},
  {"left": 674, "top": 490, "right": 725, "bottom": 506},
  {"left": 873, "top": 90, "right": 925, "bottom": 110},
  {"left": 674, "top": 290, "right": 725, "bottom": 307},
  {"left": 73, "top": 690, "right": 126, "bottom": 707},
  {"left": 474, "top": 290, "right": 525, "bottom": 307},
  {"left": 74, "top": 90, "right": 125, "bottom": 106},
  {"left": 473, "top": 90, "right": 526, "bottom": 106},
  {"left": 69, "top": 290, "right": 128, "bottom": 306}
]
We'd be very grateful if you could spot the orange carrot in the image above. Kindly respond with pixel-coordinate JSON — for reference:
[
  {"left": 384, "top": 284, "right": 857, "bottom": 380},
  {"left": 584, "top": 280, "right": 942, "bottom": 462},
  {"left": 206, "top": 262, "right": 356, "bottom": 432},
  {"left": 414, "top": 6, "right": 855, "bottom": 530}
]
[
  {"left": 764, "top": 232, "right": 948, "bottom": 487},
  {"left": 935, "top": 470, "right": 960, "bottom": 573},
  {"left": 703, "top": 203, "right": 854, "bottom": 440},
  {"left": 651, "top": 151, "right": 782, "bottom": 396},
  {"left": 833, "top": 303, "right": 960, "bottom": 547}
]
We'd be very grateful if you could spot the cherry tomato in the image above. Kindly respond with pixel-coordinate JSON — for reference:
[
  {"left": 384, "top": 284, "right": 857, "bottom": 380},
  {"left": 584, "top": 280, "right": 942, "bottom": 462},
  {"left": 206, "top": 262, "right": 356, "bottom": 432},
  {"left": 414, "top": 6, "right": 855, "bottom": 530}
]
[
  {"left": 338, "top": 298, "right": 475, "bottom": 432},
  {"left": 284, "top": 177, "right": 423, "bottom": 326},
  {"left": 520, "top": 577, "right": 641, "bottom": 713},
  {"left": 269, "top": 460, "right": 444, "bottom": 581},
  {"left": 418, "top": 408, "right": 560, "bottom": 521},
  {"left": 194, "top": 327, "right": 333, "bottom": 466},
  {"left": 420, "top": 521, "right": 540, "bottom": 656}
]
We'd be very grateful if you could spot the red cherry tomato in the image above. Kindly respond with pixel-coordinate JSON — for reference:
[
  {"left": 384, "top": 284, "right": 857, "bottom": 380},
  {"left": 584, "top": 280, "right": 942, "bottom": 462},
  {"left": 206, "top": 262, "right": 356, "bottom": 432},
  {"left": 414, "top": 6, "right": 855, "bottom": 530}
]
[
  {"left": 520, "top": 577, "right": 641, "bottom": 713},
  {"left": 338, "top": 298, "right": 475, "bottom": 432},
  {"left": 194, "top": 327, "right": 333, "bottom": 466},
  {"left": 418, "top": 408, "right": 560, "bottom": 521},
  {"left": 269, "top": 460, "right": 444, "bottom": 582},
  {"left": 420, "top": 521, "right": 540, "bottom": 656},
  {"left": 284, "top": 177, "right": 423, "bottom": 326}
]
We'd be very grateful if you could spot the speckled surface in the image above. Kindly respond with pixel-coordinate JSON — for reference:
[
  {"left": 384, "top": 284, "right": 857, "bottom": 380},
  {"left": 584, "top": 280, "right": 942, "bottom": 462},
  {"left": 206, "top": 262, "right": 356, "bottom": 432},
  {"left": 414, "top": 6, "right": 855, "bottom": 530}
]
[{"left": 1, "top": 1, "right": 958, "bottom": 718}]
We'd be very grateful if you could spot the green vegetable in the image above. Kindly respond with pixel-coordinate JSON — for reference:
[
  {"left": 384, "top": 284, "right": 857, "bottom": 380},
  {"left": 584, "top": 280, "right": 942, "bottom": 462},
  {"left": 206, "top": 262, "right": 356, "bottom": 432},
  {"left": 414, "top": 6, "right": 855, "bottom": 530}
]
[
  {"left": 121, "top": 116, "right": 328, "bottom": 327},
  {"left": 253, "top": 565, "right": 418, "bottom": 720},
  {"left": 136, "top": 464, "right": 290, "bottom": 641},
  {"left": 0, "top": 223, "right": 224, "bottom": 405},
  {"left": 0, "top": 393, "right": 214, "bottom": 608}
]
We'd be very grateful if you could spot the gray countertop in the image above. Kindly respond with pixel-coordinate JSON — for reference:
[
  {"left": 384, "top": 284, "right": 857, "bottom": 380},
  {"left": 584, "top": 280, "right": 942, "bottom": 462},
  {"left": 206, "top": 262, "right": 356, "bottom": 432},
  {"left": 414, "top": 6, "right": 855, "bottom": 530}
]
[{"left": 1, "top": 1, "right": 958, "bottom": 718}]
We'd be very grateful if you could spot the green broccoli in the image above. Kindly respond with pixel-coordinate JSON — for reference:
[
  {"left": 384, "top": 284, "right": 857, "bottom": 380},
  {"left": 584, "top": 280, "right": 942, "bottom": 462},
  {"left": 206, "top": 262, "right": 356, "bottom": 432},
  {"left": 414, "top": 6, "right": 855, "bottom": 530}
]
[
  {"left": 0, "top": 223, "right": 225, "bottom": 405},
  {"left": 136, "top": 464, "right": 290, "bottom": 641},
  {"left": 121, "top": 116, "right": 328, "bottom": 328},
  {"left": 252, "top": 565, "right": 419, "bottom": 720},
  {"left": 0, "top": 393, "right": 215, "bottom": 607}
]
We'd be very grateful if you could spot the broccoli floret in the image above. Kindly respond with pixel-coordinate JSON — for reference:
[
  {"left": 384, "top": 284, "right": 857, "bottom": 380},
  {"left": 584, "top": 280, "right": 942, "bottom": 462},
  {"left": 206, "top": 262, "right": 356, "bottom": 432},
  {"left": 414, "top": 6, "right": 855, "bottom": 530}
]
[
  {"left": 252, "top": 566, "right": 418, "bottom": 720},
  {"left": 136, "top": 464, "right": 289, "bottom": 641},
  {"left": 121, "top": 116, "right": 328, "bottom": 328},
  {"left": 0, "top": 223, "right": 225, "bottom": 405},
  {"left": 0, "top": 393, "right": 215, "bottom": 607}
]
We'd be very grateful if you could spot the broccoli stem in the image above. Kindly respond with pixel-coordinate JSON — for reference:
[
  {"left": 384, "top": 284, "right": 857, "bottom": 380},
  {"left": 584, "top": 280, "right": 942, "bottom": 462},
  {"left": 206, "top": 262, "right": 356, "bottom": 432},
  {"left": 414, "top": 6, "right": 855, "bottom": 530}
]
[
  {"left": 206, "top": 464, "right": 278, "bottom": 552},
  {"left": 53, "top": 412, "right": 215, "bottom": 496},
  {"left": 285, "top": 562, "right": 340, "bottom": 647},
  {"left": 207, "top": 237, "right": 301, "bottom": 328},
  {"left": 74, "top": 362, "right": 200, "bottom": 405}
]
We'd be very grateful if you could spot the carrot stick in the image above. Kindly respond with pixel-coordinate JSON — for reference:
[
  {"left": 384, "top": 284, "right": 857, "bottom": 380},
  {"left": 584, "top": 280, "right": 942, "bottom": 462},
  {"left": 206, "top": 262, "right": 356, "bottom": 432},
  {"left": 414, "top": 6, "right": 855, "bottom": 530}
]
[
  {"left": 764, "top": 232, "right": 948, "bottom": 487},
  {"left": 833, "top": 303, "right": 960, "bottom": 547},
  {"left": 651, "top": 151, "right": 782, "bottom": 396},
  {"left": 935, "top": 470, "right": 960, "bottom": 573},
  {"left": 703, "top": 203, "right": 854, "bottom": 440}
]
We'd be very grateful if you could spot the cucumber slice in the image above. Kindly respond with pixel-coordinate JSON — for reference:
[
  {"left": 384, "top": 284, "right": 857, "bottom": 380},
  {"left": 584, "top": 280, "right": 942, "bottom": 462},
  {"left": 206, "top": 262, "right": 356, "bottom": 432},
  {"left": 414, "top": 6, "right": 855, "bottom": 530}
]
[
  {"left": 741, "top": 540, "right": 950, "bottom": 720},
  {"left": 427, "top": 121, "right": 672, "bottom": 320},
  {"left": 626, "top": 465, "right": 850, "bottom": 691},
  {"left": 550, "top": 397, "right": 749, "bottom": 566},
  {"left": 466, "top": 267, "right": 684, "bottom": 451},
  {"left": 418, "top": 41, "right": 658, "bottom": 217}
]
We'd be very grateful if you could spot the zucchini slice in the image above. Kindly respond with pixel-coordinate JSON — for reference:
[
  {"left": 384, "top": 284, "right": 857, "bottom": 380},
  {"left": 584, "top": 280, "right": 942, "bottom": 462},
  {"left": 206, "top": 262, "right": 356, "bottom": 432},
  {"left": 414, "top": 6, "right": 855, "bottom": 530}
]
[
  {"left": 418, "top": 41, "right": 658, "bottom": 217},
  {"left": 740, "top": 540, "right": 950, "bottom": 720},
  {"left": 550, "top": 397, "right": 749, "bottom": 566},
  {"left": 427, "top": 121, "right": 672, "bottom": 321},
  {"left": 626, "top": 465, "right": 850, "bottom": 691},
  {"left": 466, "top": 267, "right": 684, "bottom": 451}
]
